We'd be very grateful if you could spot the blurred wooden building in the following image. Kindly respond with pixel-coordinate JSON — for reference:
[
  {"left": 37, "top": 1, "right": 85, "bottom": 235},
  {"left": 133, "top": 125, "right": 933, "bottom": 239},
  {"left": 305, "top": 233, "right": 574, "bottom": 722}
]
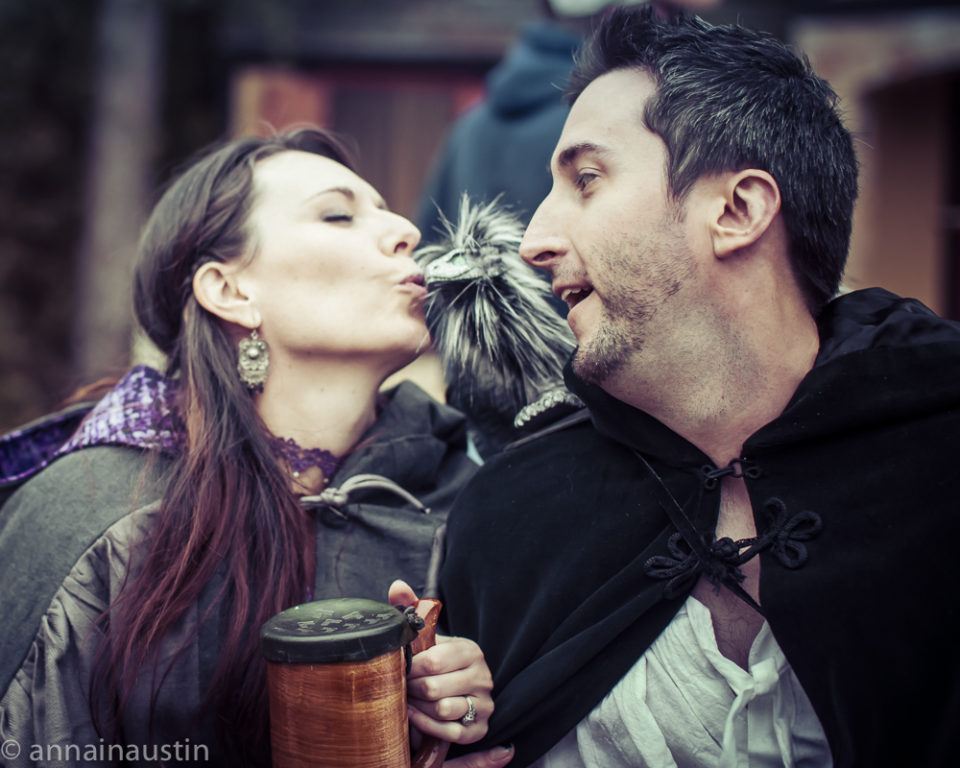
[{"left": 1, "top": 0, "right": 959, "bottom": 430}]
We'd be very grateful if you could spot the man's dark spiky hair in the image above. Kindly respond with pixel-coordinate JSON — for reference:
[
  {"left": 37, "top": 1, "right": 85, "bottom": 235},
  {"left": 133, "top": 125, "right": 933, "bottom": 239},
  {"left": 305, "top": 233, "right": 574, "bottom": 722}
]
[{"left": 567, "top": 5, "right": 859, "bottom": 314}]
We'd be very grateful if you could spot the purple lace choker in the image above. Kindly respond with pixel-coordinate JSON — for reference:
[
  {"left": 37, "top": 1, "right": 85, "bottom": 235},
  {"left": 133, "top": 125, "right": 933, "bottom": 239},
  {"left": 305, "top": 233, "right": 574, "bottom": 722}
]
[{"left": 267, "top": 435, "right": 341, "bottom": 479}]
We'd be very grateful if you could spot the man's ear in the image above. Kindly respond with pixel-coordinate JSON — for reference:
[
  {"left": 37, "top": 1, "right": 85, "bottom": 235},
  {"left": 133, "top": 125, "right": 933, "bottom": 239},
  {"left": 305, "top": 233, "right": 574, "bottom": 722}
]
[
  {"left": 711, "top": 169, "right": 781, "bottom": 259},
  {"left": 192, "top": 261, "right": 260, "bottom": 329}
]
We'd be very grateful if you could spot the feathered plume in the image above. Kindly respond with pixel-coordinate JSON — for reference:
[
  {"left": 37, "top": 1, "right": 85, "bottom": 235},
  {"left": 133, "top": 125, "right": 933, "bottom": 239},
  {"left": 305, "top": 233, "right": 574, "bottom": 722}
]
[{"left": 415, "top": 195, "right": 583, "bottom": 456}]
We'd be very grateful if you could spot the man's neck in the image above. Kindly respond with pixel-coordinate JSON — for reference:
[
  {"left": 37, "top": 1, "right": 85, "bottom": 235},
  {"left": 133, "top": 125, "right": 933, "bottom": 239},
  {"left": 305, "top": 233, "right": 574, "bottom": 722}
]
[{"left": 602, "top": 307, "right": 820, "bottom": 467}]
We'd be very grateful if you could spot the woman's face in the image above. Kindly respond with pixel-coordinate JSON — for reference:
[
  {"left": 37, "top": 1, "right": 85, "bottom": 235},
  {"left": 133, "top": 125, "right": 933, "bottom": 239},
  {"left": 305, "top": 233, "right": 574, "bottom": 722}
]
[{"left": 237, "top": 150, "right": 428, "bottom": 375}]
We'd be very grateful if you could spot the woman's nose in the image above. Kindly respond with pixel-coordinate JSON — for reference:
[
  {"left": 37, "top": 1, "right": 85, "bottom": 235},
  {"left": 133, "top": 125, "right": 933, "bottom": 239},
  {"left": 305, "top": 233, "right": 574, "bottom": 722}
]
[{"left": 385, "top": 213, "right": 421, "bottom": 256}]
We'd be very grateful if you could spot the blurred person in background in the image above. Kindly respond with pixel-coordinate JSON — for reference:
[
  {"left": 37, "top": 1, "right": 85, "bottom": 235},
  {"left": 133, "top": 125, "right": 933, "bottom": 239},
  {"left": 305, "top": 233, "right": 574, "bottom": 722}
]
[
  {"left": 0, "top": 127, "right": 512, "bottom": 768},
  {"left": 416, "top": 0, "right": 720, "bottom": 245}
]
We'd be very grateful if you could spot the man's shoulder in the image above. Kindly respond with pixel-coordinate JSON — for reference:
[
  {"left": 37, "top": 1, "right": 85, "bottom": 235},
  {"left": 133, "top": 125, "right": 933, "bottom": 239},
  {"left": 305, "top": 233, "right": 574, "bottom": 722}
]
[
  {"left": 507, "top": 407, "right": 593, "bottom": 450},
  {"left": 817, "top": 287, "right": 960, "bottom": 363},
  {"left": 486, "top": 408, "right": 613, "bottom": 463},
  {"left": 453, "top": 407, "right": 634, "bottom": 507}
]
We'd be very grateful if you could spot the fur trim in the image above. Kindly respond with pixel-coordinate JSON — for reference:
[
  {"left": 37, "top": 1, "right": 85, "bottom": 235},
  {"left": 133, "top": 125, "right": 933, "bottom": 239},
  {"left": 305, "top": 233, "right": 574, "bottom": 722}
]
[{"left": 416, "top": 195, "right": 582, "bottom": 453}]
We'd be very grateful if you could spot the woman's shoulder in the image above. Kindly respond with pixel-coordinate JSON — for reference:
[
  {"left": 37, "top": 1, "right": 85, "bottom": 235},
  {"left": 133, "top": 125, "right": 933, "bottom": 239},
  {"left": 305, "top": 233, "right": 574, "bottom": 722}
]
[
  {"left": 9, "top": 442, "right": 166, "bottom": 498},
  {"left": 0, "top": 446, "right": 168, "bottom": 542},
  {"left": 0, "top": 446, "right": 168, "bottom": 694}
]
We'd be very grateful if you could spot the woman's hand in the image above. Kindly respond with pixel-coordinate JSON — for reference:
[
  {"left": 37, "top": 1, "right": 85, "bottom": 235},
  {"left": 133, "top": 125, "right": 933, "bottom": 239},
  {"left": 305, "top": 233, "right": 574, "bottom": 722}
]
[
  {"left": 405, "top": 633, "right": 493, "bottom": 743},
  {"left": 387, "top": 581, "right": 503, "bottom": 754}
]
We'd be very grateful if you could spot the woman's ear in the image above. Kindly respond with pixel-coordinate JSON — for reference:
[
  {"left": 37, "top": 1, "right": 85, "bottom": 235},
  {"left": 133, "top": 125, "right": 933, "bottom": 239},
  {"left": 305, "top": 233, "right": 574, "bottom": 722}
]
[
  {"left": 192, "top": 261, "right": 260, "bottom": 329},
  {"left": 711, "top": 169, "right": 781, "bottom": 259}
]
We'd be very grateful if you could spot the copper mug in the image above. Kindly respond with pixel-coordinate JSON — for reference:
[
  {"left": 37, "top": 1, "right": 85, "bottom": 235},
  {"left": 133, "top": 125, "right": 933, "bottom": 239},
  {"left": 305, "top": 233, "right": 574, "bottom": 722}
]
[{"left": 260, "top": 597, "right": 450, "bottom": 768}]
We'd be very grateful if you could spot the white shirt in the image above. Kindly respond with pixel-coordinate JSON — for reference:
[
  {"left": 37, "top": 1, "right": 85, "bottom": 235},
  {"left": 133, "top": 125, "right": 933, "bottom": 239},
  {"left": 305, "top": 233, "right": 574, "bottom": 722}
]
[{"left": 530, "top": 596, "right": 832, "bottom": 768}]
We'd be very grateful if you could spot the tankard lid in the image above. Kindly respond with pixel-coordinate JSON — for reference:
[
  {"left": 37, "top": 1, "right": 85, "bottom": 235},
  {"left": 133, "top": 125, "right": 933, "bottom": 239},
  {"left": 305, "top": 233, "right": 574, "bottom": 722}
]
[{"left": 259, "top": 598, "right": 419, "bottom": 663}]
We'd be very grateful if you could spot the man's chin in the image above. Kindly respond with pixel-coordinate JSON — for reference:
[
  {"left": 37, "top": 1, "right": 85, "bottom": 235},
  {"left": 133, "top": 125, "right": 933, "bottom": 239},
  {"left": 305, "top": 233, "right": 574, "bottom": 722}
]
[{"left": 572, "top": 344, "right": 620, "bottom": 386}]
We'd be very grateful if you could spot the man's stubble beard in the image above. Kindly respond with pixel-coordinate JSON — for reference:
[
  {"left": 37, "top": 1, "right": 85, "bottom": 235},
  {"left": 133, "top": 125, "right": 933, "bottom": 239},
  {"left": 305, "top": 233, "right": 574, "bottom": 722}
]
[
  {"left": 570, "top": 213, "right": 693, "bottom": 388},
  {"left": 572, "top": 305, "right": 648, "bottom": 385}
]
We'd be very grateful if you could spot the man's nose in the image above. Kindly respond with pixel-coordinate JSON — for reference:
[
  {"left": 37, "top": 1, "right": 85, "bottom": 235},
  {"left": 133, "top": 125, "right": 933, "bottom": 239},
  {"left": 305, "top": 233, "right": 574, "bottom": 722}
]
[{"left": 519, "top": 204, "right": 567, "bottom": 270}]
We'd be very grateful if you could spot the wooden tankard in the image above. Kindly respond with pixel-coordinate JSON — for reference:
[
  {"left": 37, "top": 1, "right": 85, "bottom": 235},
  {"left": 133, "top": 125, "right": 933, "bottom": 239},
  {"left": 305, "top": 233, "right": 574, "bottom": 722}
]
[{"left": 260, "top": 598, "right": 449, "bottom": 768}]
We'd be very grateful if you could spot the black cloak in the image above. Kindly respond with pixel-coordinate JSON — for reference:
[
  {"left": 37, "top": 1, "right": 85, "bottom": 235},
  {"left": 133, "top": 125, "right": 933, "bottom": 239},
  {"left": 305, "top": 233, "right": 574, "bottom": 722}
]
[{"left": 440, "top": 288, "right": 960, "bottom": 768}]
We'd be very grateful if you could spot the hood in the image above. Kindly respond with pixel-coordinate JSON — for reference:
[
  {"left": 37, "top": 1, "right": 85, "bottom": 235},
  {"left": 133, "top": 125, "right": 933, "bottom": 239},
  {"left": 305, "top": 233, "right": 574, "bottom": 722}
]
[
  {"left": 749, "top": 288, "right": 960, "bottom": 450},
  {"left": 814, "top": 287, "right": 960, "bottom": 363},
  {"left": 0, "top": 366, "right": 181, "bottom": 489},
  {"left": 486, "top": 21, "right": 581, "bottom": 117},
  {"left": 335, "top": 379, "right": 470, "bottom": 493}
]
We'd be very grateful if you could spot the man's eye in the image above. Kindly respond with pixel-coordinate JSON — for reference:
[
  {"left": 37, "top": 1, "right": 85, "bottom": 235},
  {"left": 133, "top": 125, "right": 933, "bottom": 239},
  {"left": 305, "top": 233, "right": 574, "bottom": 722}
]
[{"left": 574, "top": 171, "right": 598, "bottom": 192}]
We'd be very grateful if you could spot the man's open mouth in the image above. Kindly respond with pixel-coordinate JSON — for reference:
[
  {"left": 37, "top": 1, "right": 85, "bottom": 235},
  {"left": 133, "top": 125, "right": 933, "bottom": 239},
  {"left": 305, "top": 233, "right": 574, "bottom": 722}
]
[{"left": 560, "top": 286, "right": 593, "bottom": 309}]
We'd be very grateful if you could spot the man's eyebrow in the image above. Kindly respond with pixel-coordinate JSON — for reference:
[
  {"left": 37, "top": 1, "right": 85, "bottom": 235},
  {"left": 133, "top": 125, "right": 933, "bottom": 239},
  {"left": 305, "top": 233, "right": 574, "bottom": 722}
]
[{"left": 555, "top": 142, "right": 606, "bottom": 171}]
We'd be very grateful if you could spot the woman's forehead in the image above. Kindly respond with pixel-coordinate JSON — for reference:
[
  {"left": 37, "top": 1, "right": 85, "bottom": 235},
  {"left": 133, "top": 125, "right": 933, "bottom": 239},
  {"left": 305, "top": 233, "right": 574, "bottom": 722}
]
[{"left": 253, "top": 150, "right": 379, "bottom": 204}]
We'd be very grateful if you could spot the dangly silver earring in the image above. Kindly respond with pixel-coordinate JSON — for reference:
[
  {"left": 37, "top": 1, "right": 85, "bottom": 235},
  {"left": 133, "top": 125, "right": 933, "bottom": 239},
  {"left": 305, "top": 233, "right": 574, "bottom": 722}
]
[{"left": 237, "top": 328, "right": 269, "bottom": 392}]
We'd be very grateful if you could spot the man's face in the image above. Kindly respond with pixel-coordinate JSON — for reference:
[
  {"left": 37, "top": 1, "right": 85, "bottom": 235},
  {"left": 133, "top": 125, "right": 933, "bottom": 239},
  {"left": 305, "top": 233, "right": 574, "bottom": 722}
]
[{"left": 519, "top": 68, "right": 699, "bottom": 386}]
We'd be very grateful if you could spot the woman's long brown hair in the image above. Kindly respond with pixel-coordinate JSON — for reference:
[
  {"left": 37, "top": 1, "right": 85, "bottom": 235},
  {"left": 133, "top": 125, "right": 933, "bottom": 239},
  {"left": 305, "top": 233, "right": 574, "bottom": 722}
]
[{"left": 89, "top": 128, "right": 356, "bottom": 763}]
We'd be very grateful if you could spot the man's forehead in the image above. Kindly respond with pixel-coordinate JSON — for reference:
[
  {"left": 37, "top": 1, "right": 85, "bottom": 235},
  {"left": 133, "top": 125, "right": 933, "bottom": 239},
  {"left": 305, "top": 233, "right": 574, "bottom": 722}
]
[{"left": 552, "top": 69, "right": 657, "bottom": 169}]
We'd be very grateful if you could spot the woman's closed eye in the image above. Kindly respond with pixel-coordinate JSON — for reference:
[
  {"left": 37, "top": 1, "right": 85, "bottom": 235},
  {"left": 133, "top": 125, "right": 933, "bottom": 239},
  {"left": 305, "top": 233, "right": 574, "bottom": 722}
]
[{"left": 323, "top": 213, "right": 353, "bottom": 223}]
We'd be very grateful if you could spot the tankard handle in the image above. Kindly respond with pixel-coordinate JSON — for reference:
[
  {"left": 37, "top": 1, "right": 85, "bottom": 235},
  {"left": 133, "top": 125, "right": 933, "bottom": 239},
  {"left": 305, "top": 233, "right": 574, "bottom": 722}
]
[{"left": 409, "top": 598, "right": 451, "bottom": 768}]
